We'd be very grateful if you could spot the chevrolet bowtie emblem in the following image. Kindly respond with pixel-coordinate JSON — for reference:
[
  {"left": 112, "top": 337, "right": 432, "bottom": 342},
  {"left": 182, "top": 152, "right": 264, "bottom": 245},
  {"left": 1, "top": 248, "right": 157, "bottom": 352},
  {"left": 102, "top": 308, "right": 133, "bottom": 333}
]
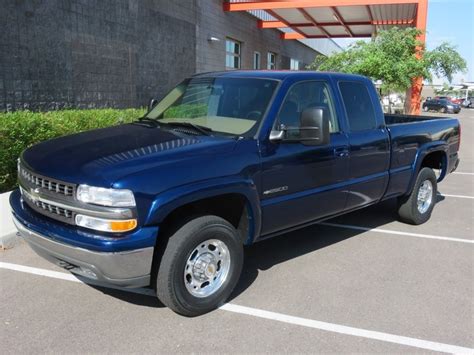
[{"left": 29, "top": 187, "right": 41, "bottom": 201}]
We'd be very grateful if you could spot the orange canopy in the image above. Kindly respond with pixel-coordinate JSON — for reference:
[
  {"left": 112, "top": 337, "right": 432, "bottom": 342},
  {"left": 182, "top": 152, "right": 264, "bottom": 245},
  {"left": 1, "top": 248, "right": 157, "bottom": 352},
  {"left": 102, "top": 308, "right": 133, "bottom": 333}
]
[
  {"left": 224, "top": 0, "right": 428, "bottom": 114},
  {"left": 224, "top": 0, "right": 427, "bottom": 41}
]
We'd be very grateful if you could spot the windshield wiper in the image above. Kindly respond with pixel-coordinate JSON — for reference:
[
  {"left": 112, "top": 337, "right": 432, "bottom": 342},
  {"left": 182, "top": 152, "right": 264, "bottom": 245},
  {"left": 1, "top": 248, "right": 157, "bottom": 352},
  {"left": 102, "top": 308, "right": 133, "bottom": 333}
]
[
  {"left": 133, "top": 117, "right": 160, "bottom": 128},
  {"left": 162, "top": 122, "right": 213, "bottom": 136}
]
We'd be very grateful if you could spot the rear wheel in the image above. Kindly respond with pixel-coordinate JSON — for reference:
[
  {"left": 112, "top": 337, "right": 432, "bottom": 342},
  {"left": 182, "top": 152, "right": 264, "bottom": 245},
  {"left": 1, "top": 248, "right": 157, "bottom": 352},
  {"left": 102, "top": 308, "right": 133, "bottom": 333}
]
[
  {"left": 156, "top": 215, "right": 243, "bottom": 316},
  {"left": 440, "top": 107, "right": 447, "bottom": 113},
  {"left": 423, "top": 105, "right": 429, "bottom": 112},
  {"left": 397, "top": 168, "right": 437, "bottom": 225}
]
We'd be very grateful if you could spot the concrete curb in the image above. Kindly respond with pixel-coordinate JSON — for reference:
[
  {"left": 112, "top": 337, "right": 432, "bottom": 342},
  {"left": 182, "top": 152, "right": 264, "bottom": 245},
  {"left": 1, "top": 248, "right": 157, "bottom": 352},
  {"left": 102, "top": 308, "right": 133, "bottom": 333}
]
[{"left": 0, "top": 191, "right": 19, "bottom": 249}]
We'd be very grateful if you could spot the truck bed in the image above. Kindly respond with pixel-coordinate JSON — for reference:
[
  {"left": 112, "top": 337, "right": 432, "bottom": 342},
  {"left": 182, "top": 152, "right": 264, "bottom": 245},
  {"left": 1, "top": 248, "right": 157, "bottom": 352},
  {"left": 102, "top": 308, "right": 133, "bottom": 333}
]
[
  {"left": 385, "top": 113, "right": 453, "bottom": 125},
  {"left": 383, "top": 114, "right": 461, "bottom": 199}
]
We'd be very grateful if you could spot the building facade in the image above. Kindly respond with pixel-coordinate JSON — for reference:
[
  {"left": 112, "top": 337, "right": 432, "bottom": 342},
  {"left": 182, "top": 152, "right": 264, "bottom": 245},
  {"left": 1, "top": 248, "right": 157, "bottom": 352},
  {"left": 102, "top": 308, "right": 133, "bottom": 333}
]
[{"left": 0, "top": 0, "right": 340, "bottom": 111}]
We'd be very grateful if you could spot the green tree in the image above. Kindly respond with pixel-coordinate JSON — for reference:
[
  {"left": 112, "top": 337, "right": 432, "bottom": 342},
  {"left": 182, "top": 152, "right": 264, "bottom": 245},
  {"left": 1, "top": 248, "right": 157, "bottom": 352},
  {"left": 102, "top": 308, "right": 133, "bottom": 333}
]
[{"left": 308, "top": 27, "right": 467, "bottom": 111}]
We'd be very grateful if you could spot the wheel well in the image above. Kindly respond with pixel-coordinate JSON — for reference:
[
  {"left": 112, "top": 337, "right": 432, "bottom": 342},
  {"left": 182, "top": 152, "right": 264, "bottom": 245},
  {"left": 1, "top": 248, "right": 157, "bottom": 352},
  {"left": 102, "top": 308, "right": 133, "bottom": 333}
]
[
  {"left": 421, "top": 151, "right": 447, "bottom": 180},
  {"left": 158, "top": 194, "right": 251, "bottom": 244},
  {"left": 149, "top": 194, "right": 251, "bottom": 289}
]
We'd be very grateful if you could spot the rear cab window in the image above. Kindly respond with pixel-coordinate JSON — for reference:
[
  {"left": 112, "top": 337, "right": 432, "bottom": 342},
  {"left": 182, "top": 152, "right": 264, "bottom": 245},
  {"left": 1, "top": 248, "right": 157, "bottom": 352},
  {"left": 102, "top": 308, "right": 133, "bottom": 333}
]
[{"left": 338, "top": 81, "right": 377, "bottom": 132}]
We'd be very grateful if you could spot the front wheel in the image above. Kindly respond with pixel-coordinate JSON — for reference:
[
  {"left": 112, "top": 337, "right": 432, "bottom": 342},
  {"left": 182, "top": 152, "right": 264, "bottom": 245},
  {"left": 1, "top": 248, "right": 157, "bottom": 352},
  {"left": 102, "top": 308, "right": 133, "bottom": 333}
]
[
  {"left": 397, "top": 168, "right": 437, "bottom": 225},
  {"left": 156, "top": 215, "right": 243, "bottom": 316},
  {"left": 423, "top": 105, "right": 429, "bottom": 112},
  {"left": 440, "top": 107, "right": 447, "bottom": 113}
]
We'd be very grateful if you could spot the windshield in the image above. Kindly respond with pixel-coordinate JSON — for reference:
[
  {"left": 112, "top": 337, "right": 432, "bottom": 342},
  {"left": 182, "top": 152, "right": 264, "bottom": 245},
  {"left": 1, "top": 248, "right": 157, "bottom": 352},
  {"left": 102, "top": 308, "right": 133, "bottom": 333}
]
[{"left": 145, "top": 77, "right": 279, "bottom": 137}]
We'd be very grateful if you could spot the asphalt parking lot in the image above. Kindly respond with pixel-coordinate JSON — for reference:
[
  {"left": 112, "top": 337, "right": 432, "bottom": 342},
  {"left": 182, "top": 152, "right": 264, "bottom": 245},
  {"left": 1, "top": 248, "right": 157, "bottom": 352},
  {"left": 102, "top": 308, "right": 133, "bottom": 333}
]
[{"left": 1, "top": 109, "right": 473, "bottom": 354}]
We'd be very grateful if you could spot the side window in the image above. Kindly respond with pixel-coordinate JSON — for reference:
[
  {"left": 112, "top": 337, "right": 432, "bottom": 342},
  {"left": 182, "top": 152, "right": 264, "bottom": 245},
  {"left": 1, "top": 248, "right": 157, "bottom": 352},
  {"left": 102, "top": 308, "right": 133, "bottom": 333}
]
[
  {"left": 225, "top": 38, "right": 241, "bottom": 70},
  {"left": 267, "top": 52, "right": 276, "bottom": 70},
  {"left": 276, "top": 81, "right": 339, "bottom": 134},
  {"left": 339, "top": 81, "right": 377, "bottom": 132}
]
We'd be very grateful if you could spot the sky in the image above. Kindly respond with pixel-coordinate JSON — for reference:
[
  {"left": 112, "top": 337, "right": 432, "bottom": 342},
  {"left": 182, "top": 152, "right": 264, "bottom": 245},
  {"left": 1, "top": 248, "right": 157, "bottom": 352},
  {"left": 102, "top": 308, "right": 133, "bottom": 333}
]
[{"left": 334, "top": 0, "right": 474, "bottom": 85}]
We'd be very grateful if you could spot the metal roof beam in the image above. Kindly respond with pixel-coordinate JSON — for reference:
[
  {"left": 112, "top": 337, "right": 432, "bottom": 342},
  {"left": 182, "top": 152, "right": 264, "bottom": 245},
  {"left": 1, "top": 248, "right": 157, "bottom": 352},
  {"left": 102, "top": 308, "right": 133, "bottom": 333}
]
[
  {"left": 257, "top": 20, "right": 287, "bottom": 28},
  {"left": 330, "top": 6, "right": 355, "bottom": 37},
  {"left": 298, "top": 8, "right": 332, "bottom": 38},
  {"left": 258, "top": 19, "right": 414, "bottom": 28},
  {"left": 264, "top": 9, "right": 310, "bottom": 38},
  {"left": 281, "top": 33, "right": 371, "bottom": 40},
  {"left": 224, "top": 1, "right": 419, "bottom": 12}
]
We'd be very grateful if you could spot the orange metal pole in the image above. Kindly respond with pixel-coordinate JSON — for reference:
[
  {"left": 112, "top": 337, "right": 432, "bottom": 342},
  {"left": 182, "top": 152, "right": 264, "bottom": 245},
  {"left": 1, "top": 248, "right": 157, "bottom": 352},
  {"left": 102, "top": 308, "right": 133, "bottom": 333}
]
[{"left": 410, "top": 0, "right": 428, "bottom": 115}]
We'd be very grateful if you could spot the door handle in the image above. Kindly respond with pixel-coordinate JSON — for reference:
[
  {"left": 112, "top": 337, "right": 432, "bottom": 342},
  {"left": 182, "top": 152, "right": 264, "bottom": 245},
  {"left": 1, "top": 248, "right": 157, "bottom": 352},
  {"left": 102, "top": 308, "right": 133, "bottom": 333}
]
[{"left": 334, "top": 147, "right": 349, "bottom": 157}]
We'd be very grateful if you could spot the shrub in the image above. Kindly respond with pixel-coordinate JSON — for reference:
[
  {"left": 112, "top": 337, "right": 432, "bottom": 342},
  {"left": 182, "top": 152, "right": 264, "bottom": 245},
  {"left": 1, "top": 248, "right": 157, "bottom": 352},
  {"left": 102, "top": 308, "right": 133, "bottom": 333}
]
[{"left": 0, "top": 108, "right": 146, "bottom": 193}]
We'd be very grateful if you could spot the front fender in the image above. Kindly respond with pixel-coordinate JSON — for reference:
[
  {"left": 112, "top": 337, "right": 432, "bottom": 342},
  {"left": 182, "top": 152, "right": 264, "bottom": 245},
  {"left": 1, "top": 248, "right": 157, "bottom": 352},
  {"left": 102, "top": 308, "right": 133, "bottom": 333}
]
[{"left": 144, "top": 176, "right": 261, "bottom": 244}]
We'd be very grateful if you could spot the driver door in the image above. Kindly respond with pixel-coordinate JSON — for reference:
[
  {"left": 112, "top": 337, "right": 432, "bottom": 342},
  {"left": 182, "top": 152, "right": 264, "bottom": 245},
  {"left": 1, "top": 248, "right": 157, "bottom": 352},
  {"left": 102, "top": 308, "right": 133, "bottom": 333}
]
[{"left": 259, "top": 81, "right": 349, "bottom": 236}]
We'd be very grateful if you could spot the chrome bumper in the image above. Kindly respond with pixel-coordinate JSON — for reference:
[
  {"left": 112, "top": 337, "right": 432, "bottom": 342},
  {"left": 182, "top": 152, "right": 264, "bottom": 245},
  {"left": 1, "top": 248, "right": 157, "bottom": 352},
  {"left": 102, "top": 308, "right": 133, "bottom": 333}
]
[{"left": 12, "top": 215, "right": 153, "bottom": 288}]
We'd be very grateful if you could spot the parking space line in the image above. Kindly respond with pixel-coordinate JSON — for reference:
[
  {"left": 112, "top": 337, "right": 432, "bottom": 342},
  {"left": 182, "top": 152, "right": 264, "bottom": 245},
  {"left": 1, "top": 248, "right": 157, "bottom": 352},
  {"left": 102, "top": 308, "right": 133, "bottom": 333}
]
[
  {"left": 439, "top": 193, "right": 474, "bottom": 200},
  {"left": 453, "top": 172, "right": 474, "bottom": 176},
  {"left": 319, "top": 223, "right": 474, "bottom": 244},
  {"left": 0, "top": 262, "right": 155, "bottom": 296},
  {"left": 1, "top": 262, "right": 473, "bottom": 354},
  {"left": 220, "top": 304, "right": 474, "bottom": 354}
]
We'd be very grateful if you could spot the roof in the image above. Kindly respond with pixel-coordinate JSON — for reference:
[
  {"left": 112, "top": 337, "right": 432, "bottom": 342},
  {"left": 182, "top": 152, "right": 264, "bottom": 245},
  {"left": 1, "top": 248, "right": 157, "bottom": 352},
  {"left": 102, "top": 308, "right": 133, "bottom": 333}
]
[
  {"left": 225, "top": 0, "right": 427, "bottom": 40},
  {"left": 193, "top": 70, "right": 369, "bottom": 81},
  {"left": 243, "top": 8, "right": 343, "bottom": 56}
]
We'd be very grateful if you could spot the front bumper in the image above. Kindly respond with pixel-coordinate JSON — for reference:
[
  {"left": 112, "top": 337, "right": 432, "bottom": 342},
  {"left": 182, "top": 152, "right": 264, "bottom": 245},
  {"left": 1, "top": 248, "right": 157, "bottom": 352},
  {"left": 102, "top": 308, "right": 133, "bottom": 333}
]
[
  {"left": 12, "top": 215, "right": 153, "bottom": 287},
  {"left": 10, "top": 189, "right": 156, "bottom": 288}
]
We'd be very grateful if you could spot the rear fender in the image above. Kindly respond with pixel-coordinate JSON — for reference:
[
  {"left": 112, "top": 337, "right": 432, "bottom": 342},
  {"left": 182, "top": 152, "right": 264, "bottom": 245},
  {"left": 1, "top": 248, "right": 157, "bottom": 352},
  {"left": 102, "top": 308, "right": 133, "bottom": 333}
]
[{"left": 407, "top": 141, "right": 448, "bottom": 194}]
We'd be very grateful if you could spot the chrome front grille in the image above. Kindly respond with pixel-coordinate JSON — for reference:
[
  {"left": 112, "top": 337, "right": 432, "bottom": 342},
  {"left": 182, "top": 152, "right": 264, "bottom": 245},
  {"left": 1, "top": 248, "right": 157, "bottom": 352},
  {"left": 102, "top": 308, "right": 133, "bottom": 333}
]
[
  {"left": 24, "top": 192, "right": 74, "bottom": 220},
  {"left": 17, "top": 160, "right": 136, "bottom": 227},
  {"left": 18, "top": 160, "right": 77, "bottom": 224},
  {"left": 19, "top": 164, "right": 75, "bottom": 197}
]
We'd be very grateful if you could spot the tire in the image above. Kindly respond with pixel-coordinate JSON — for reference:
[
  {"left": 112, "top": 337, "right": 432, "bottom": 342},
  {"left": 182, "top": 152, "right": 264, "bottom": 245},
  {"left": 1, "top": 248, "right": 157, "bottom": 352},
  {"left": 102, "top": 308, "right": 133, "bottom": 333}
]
[
  {"left": 423, "top": 105, "right": 429, "bottom": 112},
  {"left": 440, "top": 107, "right": 447, "bottom": 113},
  {"left": 397, "top": 168, "right": 437, "bottom": 225},
  {"left": 156, "top": 215, "right": 243, "bottom": 316}
]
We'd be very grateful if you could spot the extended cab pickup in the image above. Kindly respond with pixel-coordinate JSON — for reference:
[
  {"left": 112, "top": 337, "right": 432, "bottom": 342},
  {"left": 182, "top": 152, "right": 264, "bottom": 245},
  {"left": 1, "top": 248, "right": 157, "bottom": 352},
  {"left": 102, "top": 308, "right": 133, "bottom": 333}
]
[{"left": 10, "top": 71, "right": 460, "bottom": 316}]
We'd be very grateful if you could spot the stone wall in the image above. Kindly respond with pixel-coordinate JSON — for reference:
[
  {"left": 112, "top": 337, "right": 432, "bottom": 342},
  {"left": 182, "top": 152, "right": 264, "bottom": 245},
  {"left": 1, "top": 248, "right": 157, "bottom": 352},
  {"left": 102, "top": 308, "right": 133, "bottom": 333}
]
[
  {"left": 0, "top": 0, "right": 197, "bottom": 110},
  {"left": 0, "top": 0, "right": 319, "bottom": 111}
]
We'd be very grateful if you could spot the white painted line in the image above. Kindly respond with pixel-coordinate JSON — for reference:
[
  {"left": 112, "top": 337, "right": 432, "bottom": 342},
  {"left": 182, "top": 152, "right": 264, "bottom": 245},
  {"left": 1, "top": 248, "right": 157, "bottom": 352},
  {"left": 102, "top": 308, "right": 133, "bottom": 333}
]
[
  {"left": 220, "top": 303, "right": 474, "bottom": 354},
  {"left": 1, "top": 262, "right": 473, "bottom": 354},
  {"left": 319, "top": 222, "right": 474, "bottom": 244},
  {"left": 0, "top": 262, "right": 155, "bottom": 296},
  {"left": 439, "top": 193, "right": 474, "bottom": 200},
  {"left": 453, "top": 172, "right": 474, "bottom": 176}
]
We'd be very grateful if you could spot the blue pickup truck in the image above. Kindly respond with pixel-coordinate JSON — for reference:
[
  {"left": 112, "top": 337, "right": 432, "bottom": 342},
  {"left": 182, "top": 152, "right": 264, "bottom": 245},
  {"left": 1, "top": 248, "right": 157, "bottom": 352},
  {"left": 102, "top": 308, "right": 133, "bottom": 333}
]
[{"left": 10, "top": 71, "right": 460, "bottom": 316}]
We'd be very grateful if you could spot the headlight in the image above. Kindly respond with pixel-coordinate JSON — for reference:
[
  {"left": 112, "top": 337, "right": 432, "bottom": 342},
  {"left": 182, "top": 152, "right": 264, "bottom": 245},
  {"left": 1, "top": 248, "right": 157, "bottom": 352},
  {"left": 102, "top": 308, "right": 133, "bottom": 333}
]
[
  {"left": 76, "top": 185, "right": 136, "bottom": 207},
  {"left": 75, "top": 214, "right": 137, "bottom": 232}
]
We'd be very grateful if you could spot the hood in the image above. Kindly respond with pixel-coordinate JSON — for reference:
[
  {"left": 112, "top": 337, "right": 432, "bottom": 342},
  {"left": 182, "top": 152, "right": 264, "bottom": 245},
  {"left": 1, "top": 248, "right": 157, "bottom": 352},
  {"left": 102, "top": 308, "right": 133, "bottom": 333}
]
[{"left": 22, "top": 123, "right": 237, "bottom": 186}]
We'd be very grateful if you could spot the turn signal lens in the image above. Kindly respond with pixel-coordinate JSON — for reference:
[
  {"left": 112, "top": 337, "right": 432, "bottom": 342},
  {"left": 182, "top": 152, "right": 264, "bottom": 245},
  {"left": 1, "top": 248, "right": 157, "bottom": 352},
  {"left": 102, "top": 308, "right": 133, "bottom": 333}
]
[
  {"left": 110, "top": 219, "right": 138, "bottom": 232},
  {"left": 75, "top": 214, "right": 137, "bottom": 233}
]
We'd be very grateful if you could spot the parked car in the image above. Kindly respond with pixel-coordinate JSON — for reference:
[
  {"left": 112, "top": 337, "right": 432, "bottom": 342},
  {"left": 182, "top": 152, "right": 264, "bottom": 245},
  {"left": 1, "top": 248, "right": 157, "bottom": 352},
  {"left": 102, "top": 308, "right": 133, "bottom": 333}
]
[
  {"left": 10, "top": 71, "right": 461, "bottom": 316},
  {"left": 462, "top": 97, "right": 473, "bottom": 108},
  {"left": 434, "top": 96, "right": 451, "bottom": 101},
  {"left": 450, "top": 98, "right": 465, "bottom": 105},
  {"left": 423, "top": 98, "right": 461, "bottom": 113}
]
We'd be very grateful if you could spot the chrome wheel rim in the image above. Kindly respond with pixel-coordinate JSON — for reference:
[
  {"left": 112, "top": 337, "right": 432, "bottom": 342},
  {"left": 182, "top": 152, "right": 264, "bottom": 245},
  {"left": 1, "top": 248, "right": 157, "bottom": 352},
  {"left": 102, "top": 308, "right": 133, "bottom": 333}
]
[
  {"left": 417, "top": 180, "right": 433, "bottom": 214},
  {"left": 184, "top": 239, "right": 231, "bottom": 298}
]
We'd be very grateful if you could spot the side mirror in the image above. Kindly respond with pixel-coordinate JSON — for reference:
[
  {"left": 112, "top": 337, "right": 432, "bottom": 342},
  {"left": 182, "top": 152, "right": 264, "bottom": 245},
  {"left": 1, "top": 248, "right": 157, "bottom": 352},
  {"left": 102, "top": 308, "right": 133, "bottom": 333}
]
[
  {"left": 269, "top": 107, "right": 330, "bottom": 146},
  {"left": 148, "top": 98, "right": 158, "bottom": 111},
  {"left": 299, "top": 107, "right": 330, "bottom": 146}
]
